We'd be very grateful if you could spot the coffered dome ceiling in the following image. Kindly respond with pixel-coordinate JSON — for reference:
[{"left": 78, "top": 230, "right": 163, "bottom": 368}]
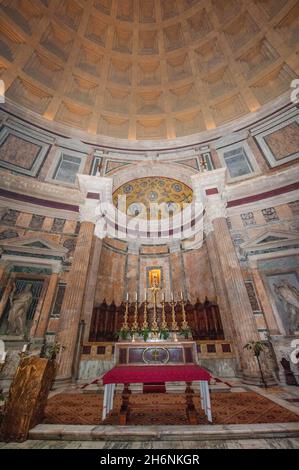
[{"left": 0, "top": 0, "right": 298, "bottom": 140}]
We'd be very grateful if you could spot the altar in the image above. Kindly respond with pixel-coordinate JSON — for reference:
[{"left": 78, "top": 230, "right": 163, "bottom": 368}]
[
  {"left": 101, "top": 340, "right": 212, "bottom": 425},
  {"left": 98, "top": 281, "right": 212, "bottom": 425}
]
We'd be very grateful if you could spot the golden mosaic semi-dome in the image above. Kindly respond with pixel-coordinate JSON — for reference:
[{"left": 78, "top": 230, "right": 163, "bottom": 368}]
[
  {"left": 113, "top": 177, "right": 193, "bottom": 219},
  {"left": 0, "top": 0, "right": 298, "bottom": 141}
]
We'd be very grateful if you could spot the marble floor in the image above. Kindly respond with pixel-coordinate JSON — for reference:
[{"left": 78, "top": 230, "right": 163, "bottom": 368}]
[
  {"left": 1, "top": 437, "right": 299, "bottom": 449},
  {"left": 2, "top": 378, "right": 299, "bottom": 450}
]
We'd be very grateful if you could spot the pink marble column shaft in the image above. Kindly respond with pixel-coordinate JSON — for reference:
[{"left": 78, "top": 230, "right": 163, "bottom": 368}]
[
  {"left": 212, "top": 217, "right": 261, "bottom": 380},
  {"left": 56, "top": 221, "right": 94, "bottom": 381},
  {"left": 205, "top": 232, "right": 235, "bottom": 341},
  {"left": 82, "top": 237, "right": 103, "bottom": 342}
]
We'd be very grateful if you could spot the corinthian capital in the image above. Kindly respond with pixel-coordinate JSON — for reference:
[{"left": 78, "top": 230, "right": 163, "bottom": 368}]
[
  {"left": 205, "top": 194, "right": 227, "bottom": 222},
  {"left": 79, "top": 200, "right": 99, "bottom": 224}
]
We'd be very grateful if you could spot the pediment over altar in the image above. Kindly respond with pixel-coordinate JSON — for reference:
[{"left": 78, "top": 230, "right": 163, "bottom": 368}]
[
  {"left": 240, "top": 230, "right": 299, "bottom": 257},
  {"left": 0, "top": 236, "right": 68, "bottom": 259}
]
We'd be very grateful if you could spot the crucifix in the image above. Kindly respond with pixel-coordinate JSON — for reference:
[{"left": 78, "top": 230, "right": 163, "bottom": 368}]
[
  {"left": 151, "top": 349, "right": 161, "bottom": 361},
  {"left": 149, "top": 280, "right": 160, "bottom": 331}
]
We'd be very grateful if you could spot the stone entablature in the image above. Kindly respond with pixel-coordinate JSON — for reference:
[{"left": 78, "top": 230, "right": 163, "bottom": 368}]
[{"left": 0, "top": 101, "right": 298, "bottom": 199}]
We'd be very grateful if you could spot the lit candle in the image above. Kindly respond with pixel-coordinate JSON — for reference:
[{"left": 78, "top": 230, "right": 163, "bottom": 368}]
[{"left": 135, "top": 292, "right": 138, "bottom": 302}]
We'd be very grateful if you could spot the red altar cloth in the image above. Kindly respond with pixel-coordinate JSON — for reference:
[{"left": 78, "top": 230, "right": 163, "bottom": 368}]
[{"left": 102, "top": 364, "right": 211, "bottom": 385}]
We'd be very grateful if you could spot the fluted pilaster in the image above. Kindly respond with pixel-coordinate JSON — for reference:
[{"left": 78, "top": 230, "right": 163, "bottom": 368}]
[
  {"left": 34, "top": 272, "right": 59, "bottom": 338},
  {"left": 251, "top": 267, "right": 280, "bottom": 335}
]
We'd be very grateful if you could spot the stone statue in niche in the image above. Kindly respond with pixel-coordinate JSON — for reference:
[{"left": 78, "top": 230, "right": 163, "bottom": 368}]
[
  {"left": 6, "top": 284, "right": 33, "bottom": 336},
  {"left": 274, "top": 280, "right": 299, "bottom": 335}
]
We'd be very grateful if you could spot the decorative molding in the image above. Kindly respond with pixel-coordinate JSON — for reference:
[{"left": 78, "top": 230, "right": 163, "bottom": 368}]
[
  {"left": 0, "top": 235, "right": 68, "bottom": 260},
  {"left": 0, "top": 125, "right": 50, "bottom": 177},
  {"left": 240, "top": 230, "right": 299, "bottom": 261},
  {"left": 254, "top": 115, "right": 299, "bottom": 167}
]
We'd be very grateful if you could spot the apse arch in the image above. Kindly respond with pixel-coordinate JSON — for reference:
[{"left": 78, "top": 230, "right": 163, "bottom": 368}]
[{"left": 110, "top": 161, "right": 198, "bottom": 193}]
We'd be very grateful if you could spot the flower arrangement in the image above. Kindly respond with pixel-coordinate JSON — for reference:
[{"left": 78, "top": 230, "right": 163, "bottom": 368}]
[
  {"left": 139, "top": 327, "right": 151, "bottom": 342},
  {"left": 159, "top": 328, "right": 170, "bottom": 340},
  {"left": 180, "top": 327, "right": 192, "bottom": 339}
]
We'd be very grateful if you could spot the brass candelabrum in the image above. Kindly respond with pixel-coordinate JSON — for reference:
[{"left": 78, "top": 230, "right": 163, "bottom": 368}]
[
  {"left": 170, "top": 299, "right": 179, "bottom": 332},
  {"left": 180, "top": 297, "right": 189, "bottom": 330},
  {"left": 142, "top": 299, "right": 149, "bottom": 329},
  {"left": 121, "top": 300, "right": 129, "bottom": 331},
  {"left": 121, "top": 289, "right": 189, "bottom": 335},
  {"left": 132, "top": 299, "right": 139, "bottom": 331},
  {"left": 160, "top": 298, "right": 168, "bottom": 330}
]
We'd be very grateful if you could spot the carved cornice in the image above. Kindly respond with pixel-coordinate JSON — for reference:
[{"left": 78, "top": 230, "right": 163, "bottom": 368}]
[{"left": 0, "top": 171, "right": 82, "bottom": 204}]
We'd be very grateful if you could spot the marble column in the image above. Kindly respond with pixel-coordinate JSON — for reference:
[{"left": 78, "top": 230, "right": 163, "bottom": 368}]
[
  {"left": 205, "top": 230, "right": 235, "bottom": 341},
  {"left": 212, "top": 216, "right": 261, "bottom": 380},
  {"left": 192, "top": 169, "right": 262, "bottom": 382},
  {"left": 56, "top": 221, "right": 95, "bottom": 382},
  {"left": 82, "top": 236, "right": 103, "bottom": 342},
  {"left": 33, "top": 271, "right": 60, "bottom": 339}
]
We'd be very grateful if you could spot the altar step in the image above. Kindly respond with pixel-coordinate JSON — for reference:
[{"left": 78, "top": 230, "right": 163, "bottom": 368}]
[{"left": 29, "top": 422, "right": 299, "bottom": 442}]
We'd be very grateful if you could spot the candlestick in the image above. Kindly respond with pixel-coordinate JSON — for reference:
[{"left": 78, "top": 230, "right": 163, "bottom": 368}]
[
  {"left": 132, "top": 297, "right": 139, "bottom": 331},
  {"left": 170, "top": 299, "right": 178, "bottom": 331},
  {"left": 142, "top": 299, "right": 148, "bottom": 329},
  {"left": 180, "top": 297, "right": 189, "bottom": 330},
  {"left": 122, "top": 299, "right": 129, "bottom": 331},
  {"left": 161, "top": 297, "right": 167, "bottom": 330}
]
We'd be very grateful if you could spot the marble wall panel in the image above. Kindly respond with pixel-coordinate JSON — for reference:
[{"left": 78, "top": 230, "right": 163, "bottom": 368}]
[
  {"left": 96, "top": 245, "right": 126, "bottom": 305},
  {"left": 183, "top": 246, "right": 216, "bottom": 304}
]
